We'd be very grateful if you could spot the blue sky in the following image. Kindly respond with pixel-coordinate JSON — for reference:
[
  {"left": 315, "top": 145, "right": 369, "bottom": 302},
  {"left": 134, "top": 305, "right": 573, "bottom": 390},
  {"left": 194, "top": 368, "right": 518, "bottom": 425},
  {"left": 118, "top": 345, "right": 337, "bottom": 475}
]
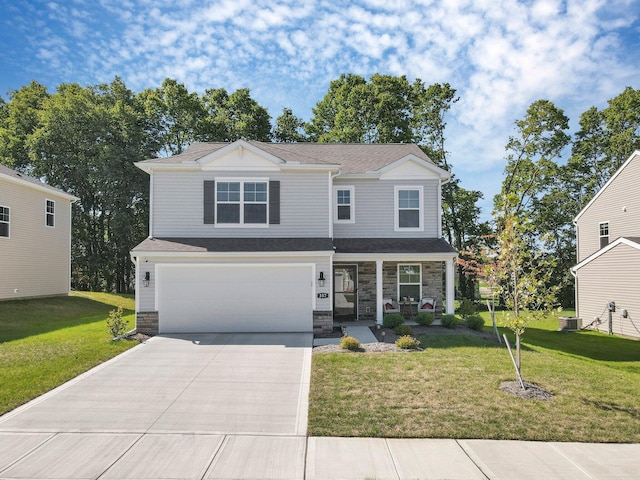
[{"left": 1, "top": 0, "right": 639, "bottom": 218}]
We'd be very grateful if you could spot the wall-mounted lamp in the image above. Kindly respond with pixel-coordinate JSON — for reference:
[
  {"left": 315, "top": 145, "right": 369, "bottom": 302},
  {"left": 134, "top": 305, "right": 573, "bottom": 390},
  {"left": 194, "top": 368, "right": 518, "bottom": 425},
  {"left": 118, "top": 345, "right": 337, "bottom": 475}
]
[
  {"left": 318, "top": 271, "right": 325, "bottom": 287},
  {"left": 143, "top": 271, "right": 150, "bottom": 287}
]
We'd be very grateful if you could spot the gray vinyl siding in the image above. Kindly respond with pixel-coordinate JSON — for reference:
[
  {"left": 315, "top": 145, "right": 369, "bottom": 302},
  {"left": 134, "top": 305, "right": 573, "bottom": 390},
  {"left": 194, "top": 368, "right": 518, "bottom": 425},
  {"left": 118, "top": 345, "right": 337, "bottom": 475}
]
[
  {"left": 576, "top": 242, "right": 640, "bottom": 339},
  {"left": 333, "top": 179, "right": 440, "bottom": 238},
  {"left": 151, "top": 170, "right": 330, "bottom": 237},
  {"left": 0, "top": 179, "right": 72, "bottom": 300},
  {"left": 576, "top": 157, "right": 640, "bottom": 262}
]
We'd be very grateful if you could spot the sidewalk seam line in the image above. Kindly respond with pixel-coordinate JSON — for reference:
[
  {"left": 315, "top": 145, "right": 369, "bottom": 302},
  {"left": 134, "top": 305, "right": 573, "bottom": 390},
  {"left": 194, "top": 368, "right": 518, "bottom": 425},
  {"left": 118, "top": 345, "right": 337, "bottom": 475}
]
[
  {"left": 548, "top": 442, "right": 596, "bottom": 479},
  {"left": 95, "top": 432, "right": 145, "bottom": 480},
  {"left": 455, "top": 439, "right": 491, "bottom": 480},
  {"left": 384, "top": 438, "right": 402, "bottom": 480}
]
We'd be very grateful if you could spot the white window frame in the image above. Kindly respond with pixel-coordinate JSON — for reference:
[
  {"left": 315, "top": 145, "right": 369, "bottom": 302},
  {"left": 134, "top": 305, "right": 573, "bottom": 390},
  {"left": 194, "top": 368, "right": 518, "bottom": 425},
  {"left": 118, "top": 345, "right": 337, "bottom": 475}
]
[
  {"left": 45, "top": 199, "right": 55, "bottom": 228},
  {"left": 599, "top": 221, "right": 609, "bottom": 249},
  {"left": 397, "top": 263, "right": 422, "bottom": 301},
  {"left": 0, "top": 205, "right": 9, "bottom": 238},
  {"left": 215, "top": 177, "right": 269, "bottom": 227},
  {"left": 333, "top": 186, "right": 355, "bottom": 224},
  {"left": 394, "top": 185, "right": 423, "bottom": 232}
]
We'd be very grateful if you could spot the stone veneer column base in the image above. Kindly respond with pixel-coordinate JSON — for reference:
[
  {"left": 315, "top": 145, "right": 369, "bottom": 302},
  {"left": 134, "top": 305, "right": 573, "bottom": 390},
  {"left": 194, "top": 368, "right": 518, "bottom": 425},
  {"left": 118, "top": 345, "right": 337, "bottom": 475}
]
[
  {"left": 136, "top": 311, "right": 159, "bottom": 335},
  {"left": 313, "top": 310, "right": 333, "bottom": 333}
]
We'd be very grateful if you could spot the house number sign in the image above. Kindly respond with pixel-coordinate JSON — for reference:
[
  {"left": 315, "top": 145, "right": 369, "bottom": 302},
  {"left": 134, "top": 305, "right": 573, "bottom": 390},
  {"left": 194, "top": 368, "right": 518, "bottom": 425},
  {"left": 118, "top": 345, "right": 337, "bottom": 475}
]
[{"left": 317, "top": 293, "right": 329, "bottom": 299}]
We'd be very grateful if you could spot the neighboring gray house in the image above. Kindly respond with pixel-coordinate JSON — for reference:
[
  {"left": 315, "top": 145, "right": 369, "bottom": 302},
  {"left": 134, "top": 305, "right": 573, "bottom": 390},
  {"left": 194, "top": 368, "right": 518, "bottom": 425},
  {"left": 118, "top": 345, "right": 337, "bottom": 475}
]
[
  {"left": 572, "top": 150, "right": 640, "bottom": 339},
  {"left": 0, "top": 165, "right": 78, "bottom": 300},
  {"left": 131, "top": 140, "right": 457, "bottom": 334}
]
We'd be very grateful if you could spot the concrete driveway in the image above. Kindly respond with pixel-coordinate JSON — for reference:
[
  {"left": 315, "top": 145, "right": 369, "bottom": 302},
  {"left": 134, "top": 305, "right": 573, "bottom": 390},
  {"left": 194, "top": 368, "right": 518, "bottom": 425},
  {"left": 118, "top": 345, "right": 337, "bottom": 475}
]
[{"left": 0, "top": 333, "right": 312, "bottom": 479}]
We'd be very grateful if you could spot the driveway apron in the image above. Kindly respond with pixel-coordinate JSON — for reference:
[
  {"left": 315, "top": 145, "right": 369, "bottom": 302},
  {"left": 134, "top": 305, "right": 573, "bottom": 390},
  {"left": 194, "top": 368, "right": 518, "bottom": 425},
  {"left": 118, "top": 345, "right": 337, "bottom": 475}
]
[{"left": 0, "top": 333, "right": 312, "bottom": 479}]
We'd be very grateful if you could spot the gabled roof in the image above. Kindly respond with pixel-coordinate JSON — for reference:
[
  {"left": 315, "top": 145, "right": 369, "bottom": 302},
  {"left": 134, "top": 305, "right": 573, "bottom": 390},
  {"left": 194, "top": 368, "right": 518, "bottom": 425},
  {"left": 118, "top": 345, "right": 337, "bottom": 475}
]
[
  {"left": 0, "top": 164, "right": 78, "bottom": 201},
  {"left": 572, "top": 236, "right": 640, "bottom": 271},
  {"left": 136, "top": 140, "right": 450, "bottom": 178},
  {"left": 573, "top": 150, "right": 640, "bottom": 223}
]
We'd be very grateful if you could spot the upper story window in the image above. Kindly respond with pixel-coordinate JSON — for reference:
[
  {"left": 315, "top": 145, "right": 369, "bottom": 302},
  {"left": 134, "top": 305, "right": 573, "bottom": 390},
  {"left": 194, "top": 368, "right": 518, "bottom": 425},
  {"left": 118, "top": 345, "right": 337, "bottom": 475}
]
[
  {"left": 395, "top": 186, "right": 423, "bottom": 231},
  {"left": 0, "top": 205, "right": 9, "bottom": 238},
  {"left": 334, "top": 186, "right": 355, "bottom": 223},
  {"left": 46, "top": 199, "right": 55, "bottom": 227},
  {"left": 599, "top": 221, "right": 609, "bottom": 249},
  {"left": 216, "top": 180, "right": 267, "bottom": 225}
]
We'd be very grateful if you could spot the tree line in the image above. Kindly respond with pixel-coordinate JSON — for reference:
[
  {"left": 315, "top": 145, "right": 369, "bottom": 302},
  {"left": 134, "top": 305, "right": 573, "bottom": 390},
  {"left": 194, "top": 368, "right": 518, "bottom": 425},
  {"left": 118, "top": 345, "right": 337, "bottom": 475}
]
[{"left": 1, "top": 74, "right": 638, "bottom": 306}]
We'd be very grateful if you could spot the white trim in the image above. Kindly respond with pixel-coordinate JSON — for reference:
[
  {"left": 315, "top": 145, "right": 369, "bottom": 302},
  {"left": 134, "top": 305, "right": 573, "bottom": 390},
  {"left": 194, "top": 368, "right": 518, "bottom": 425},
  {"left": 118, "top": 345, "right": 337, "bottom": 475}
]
[
  {"left": 572, "top": 237, "right": 640, "bottom": 271},
  {"left": 334, "top": 252, "right": 457, "bottom": 262},
  {"left": 149, "top": 174, "right": 154, "bottom": 237},
  {"left": 446, "top": 259, "right": 455, "bottom": 314},
  {"left": 574, "top": 150, "right": 640, "bottom": 222},
  {"left": 397, "top": 263, "right": 422, "bottom": 301},
  {"left": 197, "top": 140, "right": 285, "bottom": 166},
  {"left": 130, "top": 250, "right": 335, "bottom": 259},
  {"left": 376, "top": 260, "right": 383, "bottom": 324},
  {"left": 333, "top": 185, "right": 355, "bottom": 224},
  {"left": 0, "top": 204, "right": 9, "bottom": 239},
  {"left": 437, "top": 180, "right": 443, "bottom": 238},
  {"left": 373, "top": 154, "right": 450, "bottom": 180},
  {"left": 45, "top": 198, "right": 55, "bottom": 228},
  {"left": 394, "top": 185, "right": 424, "bottom": 232}
]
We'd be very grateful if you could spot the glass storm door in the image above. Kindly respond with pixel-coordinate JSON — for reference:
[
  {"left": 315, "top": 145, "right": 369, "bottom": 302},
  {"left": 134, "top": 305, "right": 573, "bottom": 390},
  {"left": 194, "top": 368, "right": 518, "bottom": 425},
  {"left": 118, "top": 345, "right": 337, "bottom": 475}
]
[{"left": 334, "top": 265, "right": 357, "bottom": 320}]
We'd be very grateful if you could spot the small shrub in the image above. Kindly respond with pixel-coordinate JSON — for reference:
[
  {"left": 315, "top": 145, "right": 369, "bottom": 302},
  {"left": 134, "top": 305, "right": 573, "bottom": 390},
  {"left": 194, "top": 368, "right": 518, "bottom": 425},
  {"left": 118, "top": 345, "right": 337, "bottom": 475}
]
[
  {"left": 340, "top": 336, "right": 361, "bottom": 351},
  {"left": 466, "top": 314, "right": 485, "bottom": 331},
  {"left": 383, "top": 313, "right": 405, "bottom": 329},
  {"left": 107, "top": 306, "right": 128, "bottom": 338},
  {"left": 395, "top": 324, "right": 413, "bottom": 336},
  {"left": 395, "top": 335, "right": 421, "bottom": 350},
  {"left": 441, "top": 314, "right": 459, "bottom": 329},
  {"left": 457, "top": 298, "right": 477, "bottom": 320},
  {"left": 415, "top": 312, "right": 434, "bottom": 326}
]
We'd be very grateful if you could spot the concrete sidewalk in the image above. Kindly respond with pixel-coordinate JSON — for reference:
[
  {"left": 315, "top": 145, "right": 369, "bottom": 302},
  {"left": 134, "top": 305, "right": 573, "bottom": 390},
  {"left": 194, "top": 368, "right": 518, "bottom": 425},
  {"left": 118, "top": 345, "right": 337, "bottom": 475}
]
[{"left": 1, "top": 433, "right": 639, "bottom": 479}]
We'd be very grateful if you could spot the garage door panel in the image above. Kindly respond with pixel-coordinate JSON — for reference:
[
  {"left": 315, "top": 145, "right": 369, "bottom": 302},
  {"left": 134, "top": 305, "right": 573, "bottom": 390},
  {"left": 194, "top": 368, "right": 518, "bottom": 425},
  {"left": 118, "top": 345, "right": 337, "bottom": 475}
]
[{"left": 158, "top": 265, "right": 313, "bottom": 333}]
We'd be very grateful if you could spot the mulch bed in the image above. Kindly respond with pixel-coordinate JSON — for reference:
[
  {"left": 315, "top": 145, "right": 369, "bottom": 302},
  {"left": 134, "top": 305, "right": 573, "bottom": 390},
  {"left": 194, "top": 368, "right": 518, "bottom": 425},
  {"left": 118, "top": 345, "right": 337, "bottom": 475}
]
[{"left": 500, "top": 381, "right": 555, "bottom": 401}]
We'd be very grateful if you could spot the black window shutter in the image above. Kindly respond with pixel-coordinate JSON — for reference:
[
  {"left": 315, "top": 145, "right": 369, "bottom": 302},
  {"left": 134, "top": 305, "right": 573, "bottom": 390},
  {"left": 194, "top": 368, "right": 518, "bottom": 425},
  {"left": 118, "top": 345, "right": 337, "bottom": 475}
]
[
  {"left": 204, "top": 180, "right": 215, "bottom": 224},
  {"left": 269, "top": 180, "right": 280, "bottom": 224}
]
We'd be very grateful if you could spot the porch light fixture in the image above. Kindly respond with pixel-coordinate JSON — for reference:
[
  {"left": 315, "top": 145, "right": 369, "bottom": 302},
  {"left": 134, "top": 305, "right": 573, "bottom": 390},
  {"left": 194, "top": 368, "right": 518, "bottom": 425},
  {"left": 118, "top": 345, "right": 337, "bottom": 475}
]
[
  {"left": 318, "top": 272, "right": 325, "bottom": 287},
  {"left": 143, "top": 271, "right": 150, "bottom": 287}
]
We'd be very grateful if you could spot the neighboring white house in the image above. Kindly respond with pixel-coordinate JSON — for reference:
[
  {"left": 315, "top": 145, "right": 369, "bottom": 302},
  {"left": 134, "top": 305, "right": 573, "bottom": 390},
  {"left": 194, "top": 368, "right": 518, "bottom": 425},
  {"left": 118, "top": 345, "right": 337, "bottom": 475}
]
[
  {"left": 0, "top": 165, "right": 78, "bottom": 300},
  {"left": 131, "top": 140, "right": 457, "bottom": 334},
  {"left": 572, "top": 150, "right": 640, "bottom": 339}
]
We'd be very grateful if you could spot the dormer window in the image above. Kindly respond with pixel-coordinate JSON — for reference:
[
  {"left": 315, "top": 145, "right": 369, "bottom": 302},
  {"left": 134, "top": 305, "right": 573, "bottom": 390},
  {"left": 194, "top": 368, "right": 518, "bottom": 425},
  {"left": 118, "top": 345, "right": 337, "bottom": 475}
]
[{"left": 599, "top": 222, "right": 609, "bottom": 249}]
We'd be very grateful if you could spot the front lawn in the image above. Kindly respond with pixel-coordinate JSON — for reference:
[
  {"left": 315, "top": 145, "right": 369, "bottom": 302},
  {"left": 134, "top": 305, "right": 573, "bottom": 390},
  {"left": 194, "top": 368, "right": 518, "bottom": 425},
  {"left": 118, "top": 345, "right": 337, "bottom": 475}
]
[
  {"left": 0, "top": 292, "right": 139, "bottom": 415},
  {"left": 309, "top": 313, "right": 640, "bottom": 442}
]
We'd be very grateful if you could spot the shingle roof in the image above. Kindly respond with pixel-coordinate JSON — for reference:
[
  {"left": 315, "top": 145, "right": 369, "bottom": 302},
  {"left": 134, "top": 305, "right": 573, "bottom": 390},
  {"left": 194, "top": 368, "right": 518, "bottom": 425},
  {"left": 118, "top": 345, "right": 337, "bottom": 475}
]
[
  {"left": 137, "top": 141, "right": 439, "bottom": 174},
  {"left": 132, "top": 237, "right": 335, "bottom": 253},
  {"left": 333, "top": 238, "right": 457, "bottom": 254},
  {"left": 132, "top": 236, "right": 457, "bottom": 255},
  {"left": 0, "top": 164, "right": 78, "bottom": 200}
]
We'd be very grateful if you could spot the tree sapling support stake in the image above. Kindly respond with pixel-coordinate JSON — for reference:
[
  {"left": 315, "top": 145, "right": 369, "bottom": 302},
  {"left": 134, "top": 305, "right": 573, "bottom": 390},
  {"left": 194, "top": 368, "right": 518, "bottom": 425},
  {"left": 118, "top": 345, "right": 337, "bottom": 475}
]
[{"left": 503, "top": 333, "right": 526, "bottom": 390}]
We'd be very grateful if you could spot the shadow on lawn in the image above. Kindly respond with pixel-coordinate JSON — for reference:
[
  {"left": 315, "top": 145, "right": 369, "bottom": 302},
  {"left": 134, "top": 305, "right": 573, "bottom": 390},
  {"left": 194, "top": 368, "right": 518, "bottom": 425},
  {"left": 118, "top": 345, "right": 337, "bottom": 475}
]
[
  {"left": 522, "top": 327, "right": 640, "bottom": 363},
  {"left": 0, "top": 295, "right": 134, "bottom": 343}
]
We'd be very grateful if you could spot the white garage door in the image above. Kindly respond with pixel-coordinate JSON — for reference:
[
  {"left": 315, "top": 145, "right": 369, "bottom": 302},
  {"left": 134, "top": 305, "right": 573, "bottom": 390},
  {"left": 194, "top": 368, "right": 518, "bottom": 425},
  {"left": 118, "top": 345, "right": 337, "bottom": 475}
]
[{"left": 157, "top": 264, "right": 313, "bottom": 333}]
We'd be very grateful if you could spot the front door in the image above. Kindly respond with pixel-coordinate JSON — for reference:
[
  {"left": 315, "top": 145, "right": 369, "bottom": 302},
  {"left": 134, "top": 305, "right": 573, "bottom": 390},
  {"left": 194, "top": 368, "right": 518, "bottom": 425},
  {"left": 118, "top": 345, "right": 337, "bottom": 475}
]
[{"left": 334, "top": 265, "right": 357, "bottom": 320}]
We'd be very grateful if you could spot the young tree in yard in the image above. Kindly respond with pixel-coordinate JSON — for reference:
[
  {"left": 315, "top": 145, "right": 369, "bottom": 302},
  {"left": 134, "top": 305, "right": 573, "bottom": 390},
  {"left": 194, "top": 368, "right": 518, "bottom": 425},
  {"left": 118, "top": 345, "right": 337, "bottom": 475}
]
[{"left": 495, "top": 99, "right": 568, "bottom": 380}]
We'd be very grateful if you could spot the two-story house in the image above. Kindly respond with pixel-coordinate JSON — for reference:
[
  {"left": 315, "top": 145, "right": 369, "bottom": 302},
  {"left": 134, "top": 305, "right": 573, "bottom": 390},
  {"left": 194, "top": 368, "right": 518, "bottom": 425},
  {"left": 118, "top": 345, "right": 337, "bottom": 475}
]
[
  {"left": 572, "top": 150, "right": 640, "bottom": 339},
  {"left": 0, "top": 165, "right": 78, "bottom": 300},
  {"left": 131, "top": 140, "right": 457, "bottom": 335}
]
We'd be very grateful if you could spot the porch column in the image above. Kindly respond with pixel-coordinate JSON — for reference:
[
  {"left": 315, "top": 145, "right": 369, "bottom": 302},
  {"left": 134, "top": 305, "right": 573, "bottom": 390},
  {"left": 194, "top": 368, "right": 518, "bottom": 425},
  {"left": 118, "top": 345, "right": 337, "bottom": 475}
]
[
  {"left": 376, "top": 260, "right": 383, "bottom": 324},
  {"left": 446, "top": 258, "right": 455, "bottom": 315}
]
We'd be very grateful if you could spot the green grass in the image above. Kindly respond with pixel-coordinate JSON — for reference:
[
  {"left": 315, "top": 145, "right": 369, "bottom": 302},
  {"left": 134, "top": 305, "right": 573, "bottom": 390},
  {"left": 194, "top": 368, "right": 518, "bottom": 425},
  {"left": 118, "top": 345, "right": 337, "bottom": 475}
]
[
  {"left": 0, "top": 292, "right": 138, "bottom": 415},
  {"left": 309, "top": 309, "right": 640, "bottom": 442}
]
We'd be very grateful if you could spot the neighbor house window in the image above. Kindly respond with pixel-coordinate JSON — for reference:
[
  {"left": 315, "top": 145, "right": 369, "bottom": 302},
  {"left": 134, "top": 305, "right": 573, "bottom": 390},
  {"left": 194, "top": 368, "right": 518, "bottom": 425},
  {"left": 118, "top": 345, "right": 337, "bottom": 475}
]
[
  {"left": 334, "top": 186, "right": 355, "bottom": 223},
  {"left": 46, "top": 199, "right": 55, "bottom": 227},
  {"left": 395, "top": 186, "right": 423, "bottom": 231},
  {"left": 0, "top": 205, "right": 9, "bottom": 238},
  {"left": 216, "top": 180, "right": 267, "bottom": 225},
  {"left": 599, "top": 221, "right": 609, "bottom": 249},
  {"left": 398, "top": 264, "right": 421, "bottom": 300}
]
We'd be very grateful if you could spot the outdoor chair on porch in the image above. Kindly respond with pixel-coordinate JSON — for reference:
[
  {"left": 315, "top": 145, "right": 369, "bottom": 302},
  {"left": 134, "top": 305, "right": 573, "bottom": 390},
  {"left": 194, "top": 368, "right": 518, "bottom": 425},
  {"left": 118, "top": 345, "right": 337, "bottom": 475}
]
[
  {"left": 383, "top": 298, "right": 400, "bottom": 314},
  {"left": 418, "top": 297, "right": 436, "bottom": 313}
]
